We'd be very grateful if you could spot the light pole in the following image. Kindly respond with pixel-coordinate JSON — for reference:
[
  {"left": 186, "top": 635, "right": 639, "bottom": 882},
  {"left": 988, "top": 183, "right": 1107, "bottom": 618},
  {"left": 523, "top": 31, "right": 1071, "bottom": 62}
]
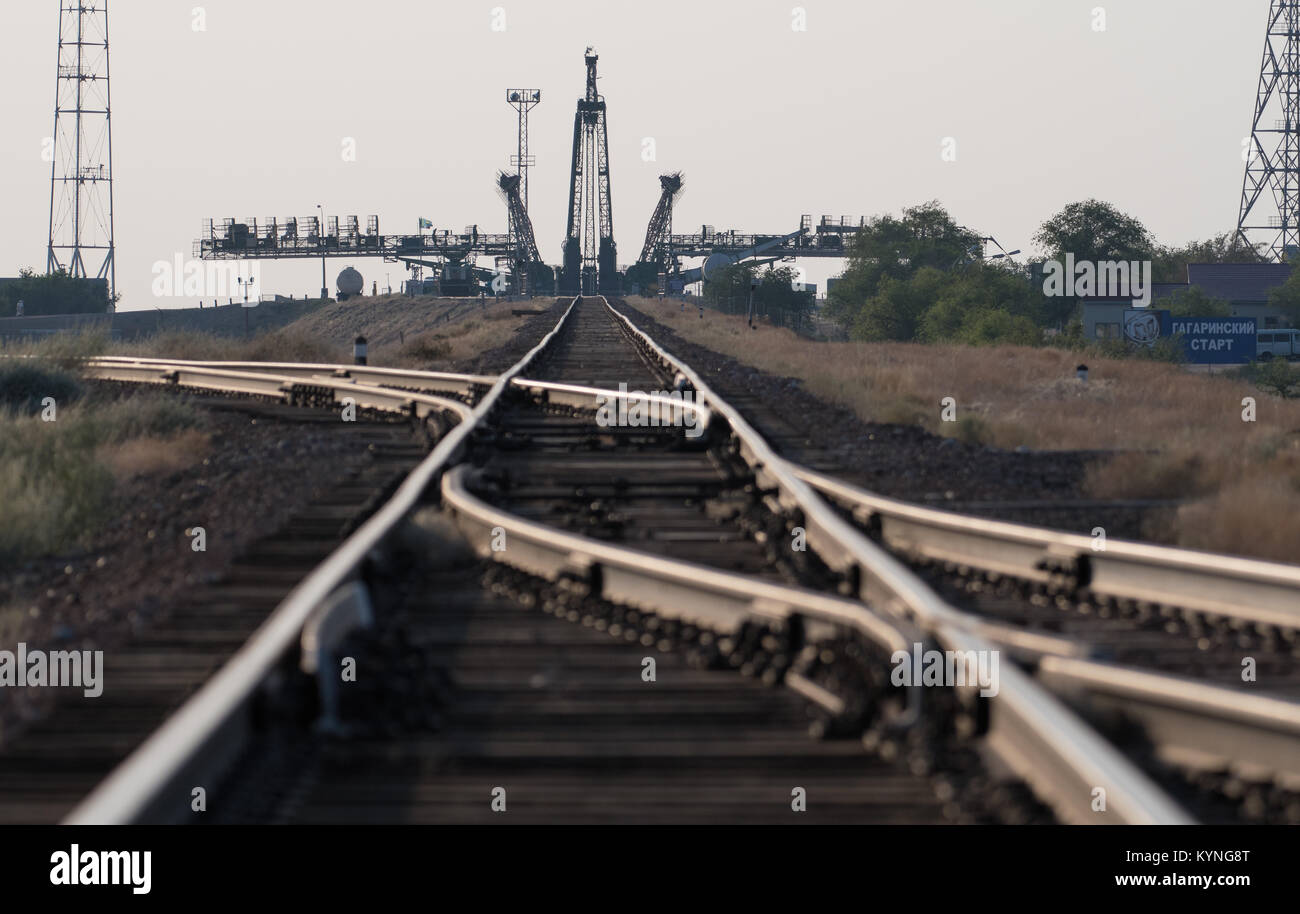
[
  {"left": 236, "top": 277, "right": 253, "bottom": 337},
  {"left": 317, "top": 203, "right": 328, "bottom": 300},
  {"left": 984, "top": 236, "right": 1022, "bottom": 264}
]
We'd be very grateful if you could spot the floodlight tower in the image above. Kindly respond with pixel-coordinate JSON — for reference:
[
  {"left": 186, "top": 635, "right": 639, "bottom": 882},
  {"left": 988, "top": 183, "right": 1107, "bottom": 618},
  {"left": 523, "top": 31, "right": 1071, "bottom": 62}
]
[
  {"left": 47, "top": 1, "right": 116, "bottom": 302},
  {"left": 1237, "top": 0, "right": 1300, "bottom": 262},
  {"left": 506, "top": 89, "right": 541, "bottom": 215}
]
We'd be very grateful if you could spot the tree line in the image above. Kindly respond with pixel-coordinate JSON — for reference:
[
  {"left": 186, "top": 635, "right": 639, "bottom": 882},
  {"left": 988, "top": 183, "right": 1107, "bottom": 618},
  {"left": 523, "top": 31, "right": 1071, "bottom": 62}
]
[{"left": 823, "top": 199, "right": 1274, "bottom": 346}]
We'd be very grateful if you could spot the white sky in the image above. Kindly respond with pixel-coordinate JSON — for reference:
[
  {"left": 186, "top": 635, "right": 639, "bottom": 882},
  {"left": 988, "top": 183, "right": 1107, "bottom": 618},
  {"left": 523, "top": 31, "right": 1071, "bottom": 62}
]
[{"left": 0, "top": 0, "right": 1271, "bottom": 310}]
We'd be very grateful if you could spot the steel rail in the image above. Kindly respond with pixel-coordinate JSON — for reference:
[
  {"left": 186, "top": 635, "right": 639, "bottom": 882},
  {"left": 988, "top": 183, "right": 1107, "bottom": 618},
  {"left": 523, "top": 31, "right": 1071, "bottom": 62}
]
[
  {"left": 535, "top": 304, "right": 1298, "bottom": 817},
  {"left": 794, "top": 466, "right": 1300, "bottom": 630},
  {"left": 473, "top": 376, "right": 1300, "bottom": 802},
  {"left": 1037, "top": 656, "right": 1300, "bottom": 782},
  {"left": 437, "top": 298, "right": 1194, "bottom": 824},
  {"left": 509, "top": 378, "right": 714, "bottom": 432},
  {"left": 64, "top": 296, "right": 1193, "bottom": 824},
  {"left": 441, "top": 464, "right": 924, "bottom": 718},
  {"left": 83, "top": 361, "right": 474, "bottom": 428},
  {"left": 501, "top": 380, "right": 1087, "bottom": 662},
  {"left": 87, "top": 356, "right": 495, "bottom": 399},
  {"left": 64, "top": 299, "right": 581, "bottom": 825}
]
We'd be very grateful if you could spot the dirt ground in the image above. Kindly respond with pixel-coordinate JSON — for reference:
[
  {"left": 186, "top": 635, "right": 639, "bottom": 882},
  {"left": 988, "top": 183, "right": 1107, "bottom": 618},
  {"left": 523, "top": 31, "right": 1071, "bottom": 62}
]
[{"left": 0, "top": 396, "right": 417, "bottom": 745}]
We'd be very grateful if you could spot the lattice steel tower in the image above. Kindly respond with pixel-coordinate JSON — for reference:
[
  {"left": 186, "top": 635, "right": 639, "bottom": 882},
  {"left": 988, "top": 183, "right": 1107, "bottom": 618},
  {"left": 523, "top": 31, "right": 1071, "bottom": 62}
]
[
  {"left": 506, "top": 90, "right": 541, "bottom": 215},
  {"left": 637, "top": 172, "right": 684, "bottom": 267},
  {"left": 47, "top": 2, "right": 115, "bottom": 301},
  {"left": 561, "top": 49, "right": 617, "bottom": 294},
  {"left": 1237, "top": 0, "right": 1300, "bottom": 262}
]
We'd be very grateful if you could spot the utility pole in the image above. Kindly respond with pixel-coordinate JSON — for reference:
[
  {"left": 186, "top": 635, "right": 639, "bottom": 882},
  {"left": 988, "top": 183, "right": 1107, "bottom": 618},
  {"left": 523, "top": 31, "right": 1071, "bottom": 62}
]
[{"left": 318, "top": 203, "right": 328, "bottom": 299}]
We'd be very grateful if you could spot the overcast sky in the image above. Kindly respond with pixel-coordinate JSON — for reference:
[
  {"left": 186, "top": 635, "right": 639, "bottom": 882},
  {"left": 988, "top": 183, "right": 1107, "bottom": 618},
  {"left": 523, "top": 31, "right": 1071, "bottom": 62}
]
[{"left": 0, "top": 1, "right": 1272, "bottom": 310}]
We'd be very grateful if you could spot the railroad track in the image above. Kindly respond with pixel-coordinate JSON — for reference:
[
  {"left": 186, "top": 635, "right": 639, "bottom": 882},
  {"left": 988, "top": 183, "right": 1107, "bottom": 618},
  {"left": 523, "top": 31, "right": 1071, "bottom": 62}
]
[
  {"left": 602, "top": 301, "right": 1300, "bottom": 822},
  {"left": 0, "top": 405, "right": 429, "bottom": 824},
  {"left": 10, "top": 296, "right": 1297, "bottom": 824},
  {"left": 790, "top": 468, "right": 1300, "bottom": 822}
]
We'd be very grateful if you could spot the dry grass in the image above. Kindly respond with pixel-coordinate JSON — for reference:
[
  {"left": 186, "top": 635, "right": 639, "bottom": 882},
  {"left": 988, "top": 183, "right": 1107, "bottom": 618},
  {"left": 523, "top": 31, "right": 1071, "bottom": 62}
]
[
  {"left": 1175, "top": 476, "right": 1300, "bottom": 563},
  {"left": 0, "top": 382, "right": 206, "bottom": 563},
  {"left": 99, "top": 428, "right": 211, "bottom": 480},
  {"left": 377, "top": 308, "right": 525, "bottom": 369},
  {"left": 111, "top": 326, "right": 346, "bottom": 364},
  {"left": 0, "top": 330, "right": 110, "bottom": 369},
  {"left": 629, "top": 297, "right": 1300, "bottom": 561},
  {"left": 104, "top": 298, "right": 529, "bottom": 370}
]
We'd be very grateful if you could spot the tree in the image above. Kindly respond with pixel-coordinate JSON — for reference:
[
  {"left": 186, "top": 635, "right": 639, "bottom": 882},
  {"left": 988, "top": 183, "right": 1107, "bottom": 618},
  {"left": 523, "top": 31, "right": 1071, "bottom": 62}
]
[
  {"left": 624, "top": 262, "right": 660, "bottom": 294},
  {"left": 850, "top": 268, "right": 948, "bottom": 342},
  {"left": 841, "top": 202, "right": 981, "bottom": 289},
  {"left": 913, "top": 262, "right": 1033, "bottom": 341},
  {"left": 1033, "top": 200, "right": 1155, "bottom": 264},
  {"left": 958, "top": 309, "right": 1041, "bottom": 346},
  {"left": 1163, "top": 286, "right": 1231, "bottom": 318},
  {"left": 1032, "top": 200, "right": 1155, "bottom": 328},
  {"left": 827, "top": 201, "right": 983, "bottom": 331},
  {"left": 1151, "top": 231, "right": 1263, "bottom": 283},
  {"left": 702, "top": 263, "right": 813, "bottom": 330},
  {"left": 1267, "top": 255, "right": 1300, "bottom": 327}
]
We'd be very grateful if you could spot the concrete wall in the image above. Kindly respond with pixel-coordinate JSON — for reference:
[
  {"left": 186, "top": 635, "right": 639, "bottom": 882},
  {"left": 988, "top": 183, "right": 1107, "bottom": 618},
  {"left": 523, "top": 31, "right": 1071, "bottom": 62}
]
[
  {"left": 1083, "top": 301, "right": 1130, "bottom": 340},
  {"left": 0, "top": 299, "right": 328, "bottom": 343}
]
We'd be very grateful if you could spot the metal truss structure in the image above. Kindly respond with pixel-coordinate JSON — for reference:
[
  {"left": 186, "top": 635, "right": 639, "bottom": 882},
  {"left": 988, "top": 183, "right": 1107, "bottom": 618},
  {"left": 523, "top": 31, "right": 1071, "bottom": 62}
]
[
  {"left": 637, "top": 172, "right": 684, "bottom": 267},
  {"left": 47, "top": 1, "right": 116, "bottom": 302},
  {"left": 1238, "top": 0, "right": 1300, "bottom": 261},
  {"left": 562, "top": 49, "right": 617, "bottom": 294}
]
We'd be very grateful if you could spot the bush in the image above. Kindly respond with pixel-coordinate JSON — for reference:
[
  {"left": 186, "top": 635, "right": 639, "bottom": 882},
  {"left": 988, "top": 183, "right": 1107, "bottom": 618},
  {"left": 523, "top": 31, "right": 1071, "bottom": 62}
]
[
  {"left": 1252, "top": 358, "right": 1300, "bottom": 398},
  {"left": 945, "top": 413, "right": 992, "bottom": 445},
  {"left": 1087, "top": 334, "right": 1186, "bottom": 364},
  {"left": 0, "top": 391, "right": 205, "bottom": 563},
  {"left": 0, "top": 411, "right": 114, "bottom": 563},
  {"left": 90, "top": 393, "right": 205, "bottom": 444},
  {"left": 956, "top": 310, "right": 1041, "bottom": 347},
  {"left": 0, "top": 361, "right": 83, "bottom": 415}
]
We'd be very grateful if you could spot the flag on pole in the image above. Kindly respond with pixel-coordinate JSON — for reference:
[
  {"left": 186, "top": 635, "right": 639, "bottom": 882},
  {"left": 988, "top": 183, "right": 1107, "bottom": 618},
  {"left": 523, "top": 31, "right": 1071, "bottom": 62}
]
[{"left": 418, "top": 218, "right": 433, "bottom": 230}]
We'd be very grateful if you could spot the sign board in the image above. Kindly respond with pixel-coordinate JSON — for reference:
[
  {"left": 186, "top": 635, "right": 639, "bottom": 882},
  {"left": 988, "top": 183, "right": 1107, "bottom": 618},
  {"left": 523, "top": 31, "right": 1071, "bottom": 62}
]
[
  {"left": 1169, "top": 317, "right": 1257, "bottom": 363},
  {"left": 1123, "top": 310, "right": 1257, "bottom": 364}
]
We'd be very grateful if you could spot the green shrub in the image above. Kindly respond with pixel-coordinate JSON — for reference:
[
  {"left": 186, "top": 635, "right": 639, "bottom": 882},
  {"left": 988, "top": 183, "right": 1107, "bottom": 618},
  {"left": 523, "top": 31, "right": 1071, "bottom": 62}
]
[
  {"left": 0, "top": 392, "right": 204, "bottom": 564},
  {"left": 0, "top": 410, "right": 114, "bottom": 563},
  {"left": 945, "top": 413, "right": 992, "bottom": 445},
  {"left": 1253, "top": 358, "right": 1300, "bottom": 398},
  {"left": 0, "top": 361, "right": 82, "bottom": 415}
]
